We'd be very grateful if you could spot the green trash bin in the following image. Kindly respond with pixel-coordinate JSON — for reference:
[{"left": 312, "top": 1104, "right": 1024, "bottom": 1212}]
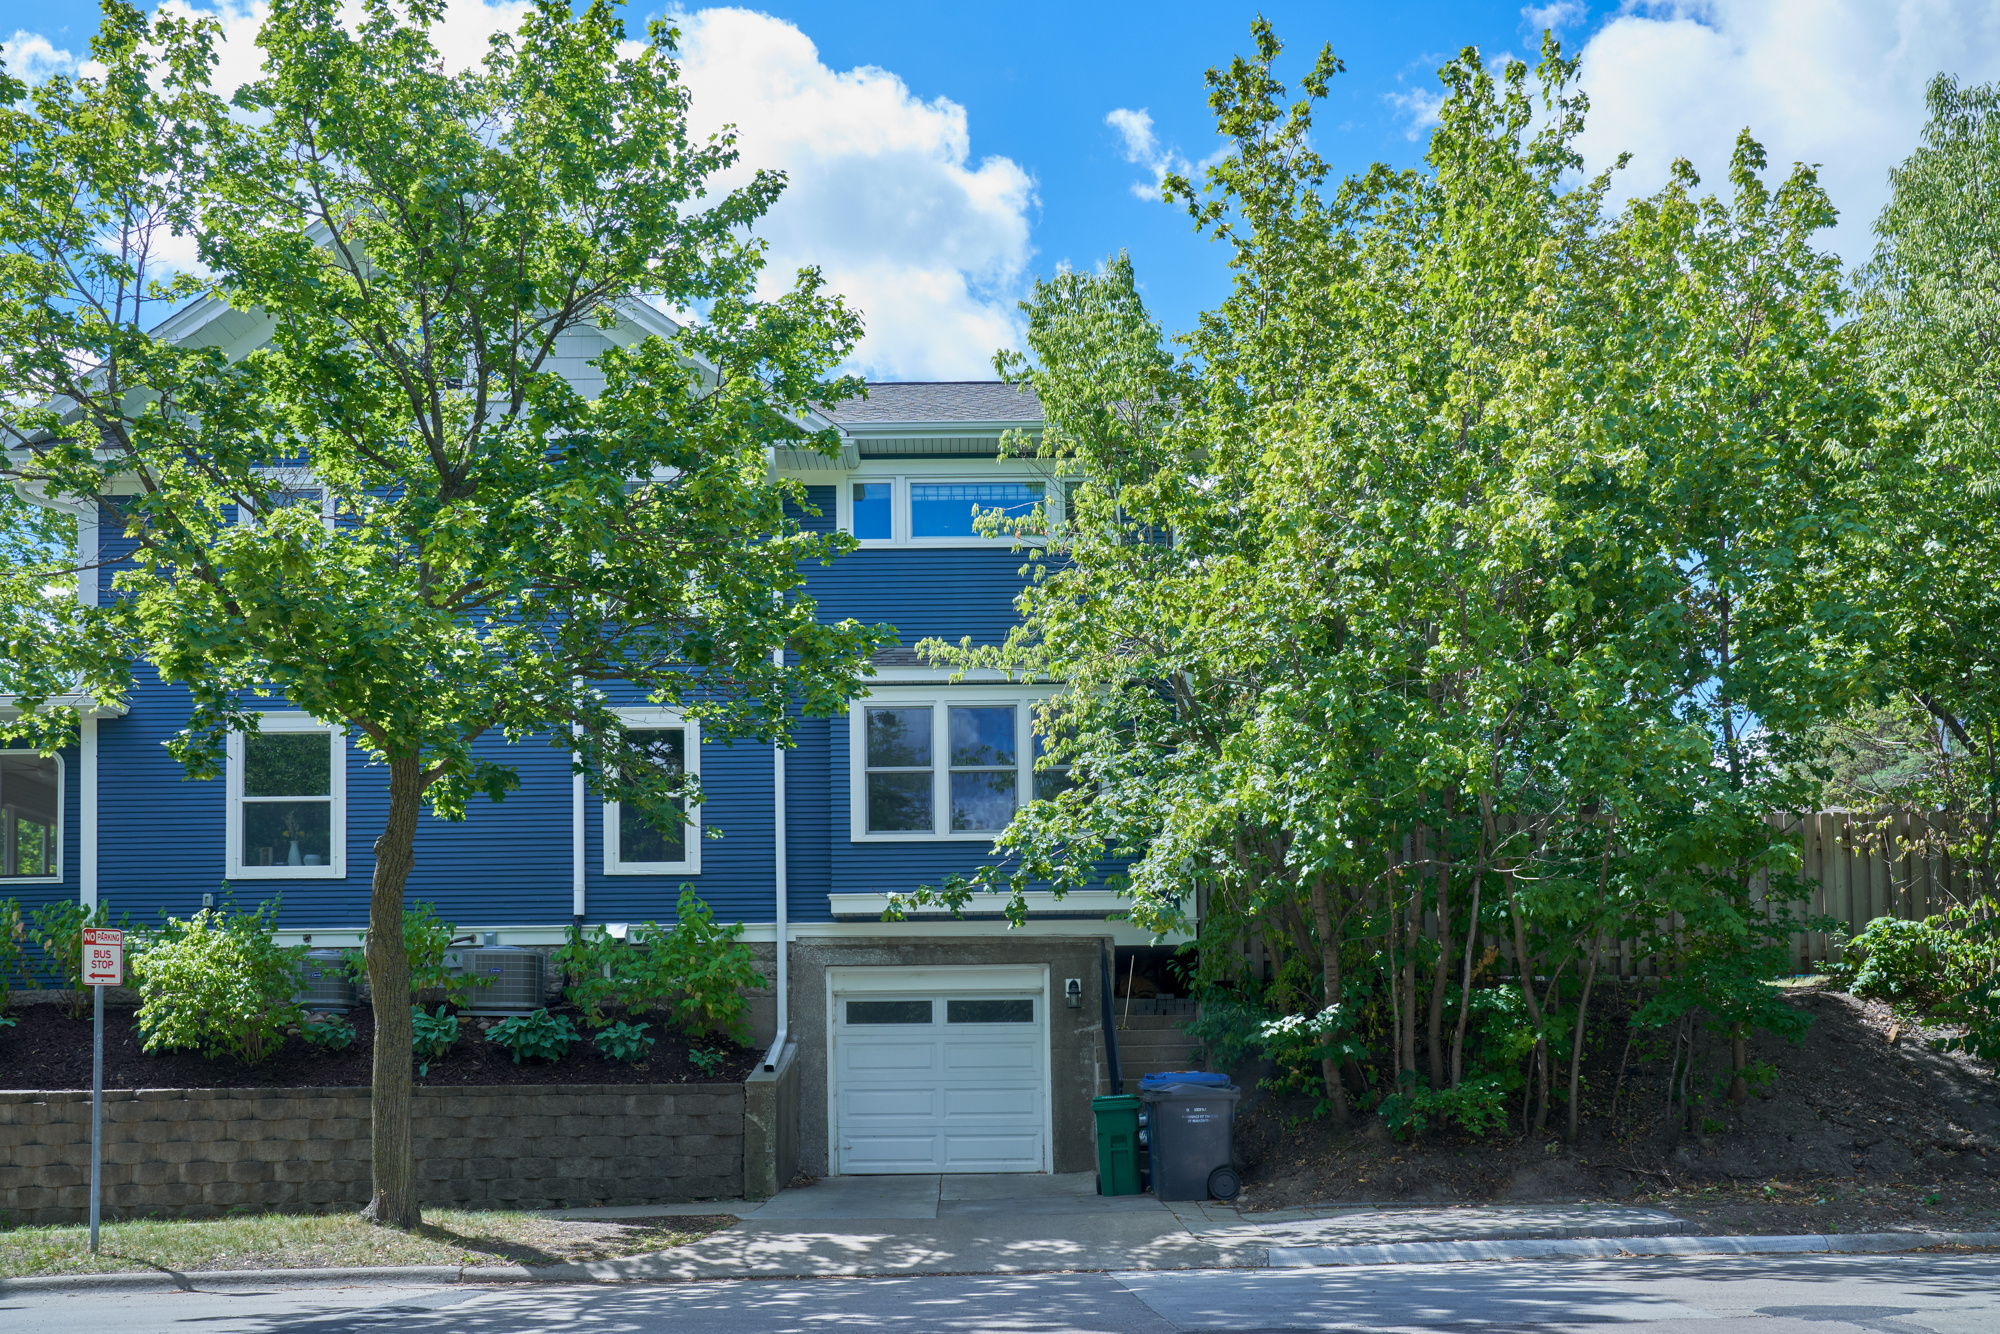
[{"left": 1093, "top": 1094, "right": 1143, "bottom": 1196}]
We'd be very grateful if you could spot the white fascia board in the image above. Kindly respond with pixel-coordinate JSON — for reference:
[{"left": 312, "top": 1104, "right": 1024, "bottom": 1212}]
[
  {"left": 271, "top": 917, "right": 1182, "bottom": 947},
  {"left": 0, "top": 694, "right": 129, "bottom": 720},
  {"left": 829, "top": 890, "right": 1135, "bottom": 920},
  {"left": 845, "top": 419, "right": 1043, "bottom": 437}
]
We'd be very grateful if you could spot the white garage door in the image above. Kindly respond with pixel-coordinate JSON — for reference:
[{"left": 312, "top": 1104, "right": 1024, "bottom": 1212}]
[{"left": 832, "top": 988, "right": 1048, "bottom": 1174}]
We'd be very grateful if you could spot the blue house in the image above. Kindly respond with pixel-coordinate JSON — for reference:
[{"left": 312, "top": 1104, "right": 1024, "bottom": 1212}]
[{"left": 6, "top": 300, "right": 1190, "bottom": 1181}]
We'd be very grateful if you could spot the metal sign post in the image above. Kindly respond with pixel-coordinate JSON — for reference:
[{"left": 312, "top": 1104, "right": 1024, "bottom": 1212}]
[{"left": 82, "top": 926, "right": 123, "bottom": 1255}]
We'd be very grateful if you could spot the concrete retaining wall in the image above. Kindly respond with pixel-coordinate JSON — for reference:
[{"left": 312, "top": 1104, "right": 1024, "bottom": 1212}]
[{"left": 0, "top": 1082, "right": 744, "bottom": 1227}]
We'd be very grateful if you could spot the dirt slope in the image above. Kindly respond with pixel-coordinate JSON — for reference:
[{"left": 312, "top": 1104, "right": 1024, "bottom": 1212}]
[{"left": 1233, "top": 984, "right": 2000, "bottom": 1234}]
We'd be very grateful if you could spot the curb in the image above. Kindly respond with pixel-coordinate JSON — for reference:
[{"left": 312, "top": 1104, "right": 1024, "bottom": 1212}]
[
  {"left": 1266, "top": 1231, "right": 2000, "bottom": 1269},
  {"left": 7, "top": 1230, "right": 1999, "bottom": 1293},
  {"left": 0, "top": 1264, "right": 476, "bottom": 1293}
]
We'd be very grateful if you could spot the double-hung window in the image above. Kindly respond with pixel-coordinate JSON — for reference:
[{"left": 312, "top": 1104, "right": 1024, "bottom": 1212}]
[
  {"left": 226, "top": 717, "right": 345, "bottom": 879},
  {"left": 842, "top": 474, "right": 1047, "bottom": 546},
  {"left": 851, "top": 691, "right": 1061, "bottom": 840},
  {"left": 604, "top": 711, "right": 701, "bottom": 874},
  {"left": 0, "top": 752, "right": 61, "bottom": 881}
]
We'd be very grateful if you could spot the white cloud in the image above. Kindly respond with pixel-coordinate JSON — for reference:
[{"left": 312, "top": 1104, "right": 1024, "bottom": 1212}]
[
  {"left": 1106, "top": 106, "right": 1191, "bottom": 201},
  {"left": 1, "top": 30, "right": 93, "bottom": 83},
  {"left": 8, "top": 2, "right": 1035, "bottom": 379},
  {"left": 1385, "top": 86, "right": 1446, "bottom": 140},
  {"left": 670, "top": 7, "right": 1035, "bottom": 379},
  {"left": 1522, "top": 1, "right": 1587, "bottom": 33},
  {"left": 1570, "top": 0, "right": 2000, "bottom": 269}
]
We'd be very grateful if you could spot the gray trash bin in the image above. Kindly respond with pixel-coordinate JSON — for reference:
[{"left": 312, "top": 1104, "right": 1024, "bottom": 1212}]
[{"left": 1139, "top": 1073, "right": 1241, "bottom": 1201}]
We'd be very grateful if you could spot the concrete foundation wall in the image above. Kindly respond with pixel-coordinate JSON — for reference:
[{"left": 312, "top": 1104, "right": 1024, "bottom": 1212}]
[
  {"left": 0, "top": 1082, "right": 743, "bottom": 1227},
  {"left": 790, "top": 933, "right": 1113, "bottom": 1177}
]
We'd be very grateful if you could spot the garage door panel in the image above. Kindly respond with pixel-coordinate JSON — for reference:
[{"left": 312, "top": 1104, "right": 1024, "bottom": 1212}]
[
  {"left": 943, "top": 1135, "right": 1043, "bottom": 1171},
  {"left": 942, "top": 1040, "right": 1037, "bottom": 1073},
  {"left": 843, "top": 1041, "right": 942, "bottom": 1073},
  {"left": 843, "top": 1087, "right": 944, "bottom": 1118},
  {"left": 842, "top": 1136, "right": 942, "bottom": 1171},
  {"left": 941, "top": 1086, "right": 1039, "bottom": 1118}
]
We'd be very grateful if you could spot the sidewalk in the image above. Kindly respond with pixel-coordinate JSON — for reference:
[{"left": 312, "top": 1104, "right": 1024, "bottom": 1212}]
[
  {"left": 525, "top": 1175, "right": 1779, "bottom": 1282},
  {"left": 6, "top": 1179, "right": 1996, "bottom": 1292}
]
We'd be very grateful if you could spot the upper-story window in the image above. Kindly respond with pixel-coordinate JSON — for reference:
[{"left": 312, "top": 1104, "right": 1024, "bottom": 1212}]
[
  {"left": 604, "top": 709, "right": 701, "bottom": 875},
  {"left": 840, "top": 472, "right": 1052, "bottom": 547},
  {"left": 236, "top": 466, "right": 334, "bottom": 528},
  {"left": 226, "top": 716, "right": 346, "bottom": 879},
  {"left": 1, "top": 752, "right": 61, "bottom": 881},
  {"left": 849, "top": 689, "right": 1061, "bottom": 841}
]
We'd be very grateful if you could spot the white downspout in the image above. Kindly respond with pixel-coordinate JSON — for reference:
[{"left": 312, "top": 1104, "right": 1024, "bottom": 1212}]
[
  {"left": 571, "top": 743, "right": 585, "bottom": 928},
  {"left": 78, "top": 499, "right": 99, "bottom": 911},
  {"left": 762, "top": 650, "right": 788, "bottom": 1072}
]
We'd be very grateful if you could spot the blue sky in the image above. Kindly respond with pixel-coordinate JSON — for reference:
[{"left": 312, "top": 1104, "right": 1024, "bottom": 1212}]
[{"left": 8, "top": 2, "right": 2000, "bottom": 378}]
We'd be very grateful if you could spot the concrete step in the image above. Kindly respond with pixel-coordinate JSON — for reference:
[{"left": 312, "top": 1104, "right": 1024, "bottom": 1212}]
[{"left": 1110, "top": 1014, "right": 1189, "bottom": 1031}]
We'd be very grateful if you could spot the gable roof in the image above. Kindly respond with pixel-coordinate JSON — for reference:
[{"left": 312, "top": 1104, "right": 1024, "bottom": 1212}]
[{"left": 818, "top": 381, "right": 1042, "bottom": 428}]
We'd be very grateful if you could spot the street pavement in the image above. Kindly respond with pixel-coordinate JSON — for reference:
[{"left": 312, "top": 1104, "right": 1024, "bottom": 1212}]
[{"left": 2, "top": 1250, "right": 1995, "bottom": 1333}]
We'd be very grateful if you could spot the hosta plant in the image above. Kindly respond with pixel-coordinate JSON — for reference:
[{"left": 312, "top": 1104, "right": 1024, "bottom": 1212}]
[{"left": 488, "top": 1009, "right": 579, "bottom": 1063}]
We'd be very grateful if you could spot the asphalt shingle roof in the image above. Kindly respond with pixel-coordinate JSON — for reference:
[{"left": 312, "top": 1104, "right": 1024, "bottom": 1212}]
[{"left": 819, "top": 381, "right": 1043, "bottom": 426}]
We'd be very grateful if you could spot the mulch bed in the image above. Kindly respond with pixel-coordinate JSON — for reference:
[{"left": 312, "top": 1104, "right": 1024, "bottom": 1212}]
[
  {"left": 1233, "top": 984, "right": 2000, "bottom": 1230},
  {"left": 0, "top": 1000, "right": 759, "bottom": 1090}
]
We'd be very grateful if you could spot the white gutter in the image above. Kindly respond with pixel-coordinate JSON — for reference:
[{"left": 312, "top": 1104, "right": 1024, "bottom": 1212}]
[{"left": 762, "top": 651, "right": 789, "bottom": 1073}]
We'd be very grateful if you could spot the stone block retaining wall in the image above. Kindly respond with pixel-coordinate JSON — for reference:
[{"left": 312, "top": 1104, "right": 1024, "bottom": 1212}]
[{"left": 0, "top": 1083, "right": 743, "bottom": 1227}]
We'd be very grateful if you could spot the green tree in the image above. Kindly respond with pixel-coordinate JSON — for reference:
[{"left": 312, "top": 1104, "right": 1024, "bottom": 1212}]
[
  {"left": 915, "top": 25, "right": 1861, "bottom": 1137},
  {"left": 1853, "top": 74, "right": 2000, "bottom": 906},
  {"left": 1, "top": 0, "right": 883, "bottom": 1227}
]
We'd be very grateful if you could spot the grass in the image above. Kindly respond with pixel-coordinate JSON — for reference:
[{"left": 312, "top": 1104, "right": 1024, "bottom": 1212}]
[{"left": 0, "top": 1209, "right": 736, "bottom": 1278}]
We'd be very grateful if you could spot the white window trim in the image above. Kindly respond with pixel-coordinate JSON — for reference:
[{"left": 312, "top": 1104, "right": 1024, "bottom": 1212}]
[
  {"left": 0, "top": 750, "right": 64, "bottom": 885},
  {"left": 603, "top": 708, "right": 701, "bottom": 876},
  {"left": 225, "top": 715, "right": 346, "bottom": 880},
  {"left": 236, "top": 465, "right": 335, "bottom": 528},
  {"left": 837, "top": 461, "right": 1062, "bottom": 549},
  {"left": 848, "top": 685, "right": 1051, "bottom": 843}
]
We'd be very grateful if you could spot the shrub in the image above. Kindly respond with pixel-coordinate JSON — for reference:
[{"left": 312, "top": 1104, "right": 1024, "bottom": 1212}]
[
  {"left": 1842, "top": 916, "right": 1982, "bottom": 1008},
  {"left": 593, "top": 1020, "right": 654, "bottom": 1064},
  {"left": 1257, "top": 1007, "right": 1367, "bottom": 1117},
  {"left": 1377, "top": 1077, "right": 1510, "bottom": 1141},
  {"left": 687, "top": 1044, "right": 727, "bottom": 1077},
  {"left": 411, "top": 1005, "right": 459, "bottom": 1075},
  {"left": 301, "top": 1013, "right": 356, "bottom": 1051},
  {"left": 348, "top": 902, "right": 489, "bottom": 1006},
  {"left": 29, "top": 900, "right": 128, "bottom": 1019},
  {"left": 555, "top": 890, "right": 764, "bottom": 1039},
  {"left": 487, "top": 1008, "right": 578, "bottom": 1063},
  {"left": 0, "top": 898, "right": 23, "bottom": 1012},
  {"left": 131, "top": 900, "right": 306, "bottom": 1064},
  {"left": 1183, "top": 992, "right": 1270, "bottom": 1070}
]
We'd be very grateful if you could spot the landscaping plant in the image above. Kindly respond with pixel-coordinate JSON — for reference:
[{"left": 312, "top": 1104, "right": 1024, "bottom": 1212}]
[
  {"left": 686, "top": 1044, "right": 727, "bottom": 1078},
  {"left": 346, "top": 903, "right": 488, "bottom": 1008},
  {"left": 592, "top": 1020, "right": 654, "bottom": 1065},
  {"left": 555, "top": 890, "right": 763, "bottom": 1040},
  {"left": 487, "top": 1009, "right": 579, "bottom": 1064},
  {"left": 28, "top": 900, "right": 127, "bottom": 1019},
  {"left": 410, "top": 1006, "right": 458, "bottom": 1076},
  {"left": 130, "top": 899, "right": 306, "bottom": 1064},
  {"left": 300, "top": 1013, "right": 356, "bottom": 1052},
  {"left": 0, "top": 898, "right": 23, "bottom": 1012}
]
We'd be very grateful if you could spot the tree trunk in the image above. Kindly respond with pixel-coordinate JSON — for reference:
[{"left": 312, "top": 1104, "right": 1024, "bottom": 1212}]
[
  {"left": 1728, "top": 1024, "right": 1748, "bottom": 1105},
  {"left": 1567, "top": 940, "right": 1597, "bottom": 1141},
  {"left": 361, "top": 752, "right": 423, "bottom": 1230},
  {"left": 1450, "top": 867, "right": 1483, "bottom": 1089},
  {"left": 1506, "top": 875, "right": 1550, "bottom": 1135},
  {"left": 1308, "top": 873, "right": 1349, "bottom": 1126},
  {"left": 1427, "top": 834, "right": 1451, "bottom": 1090}
]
